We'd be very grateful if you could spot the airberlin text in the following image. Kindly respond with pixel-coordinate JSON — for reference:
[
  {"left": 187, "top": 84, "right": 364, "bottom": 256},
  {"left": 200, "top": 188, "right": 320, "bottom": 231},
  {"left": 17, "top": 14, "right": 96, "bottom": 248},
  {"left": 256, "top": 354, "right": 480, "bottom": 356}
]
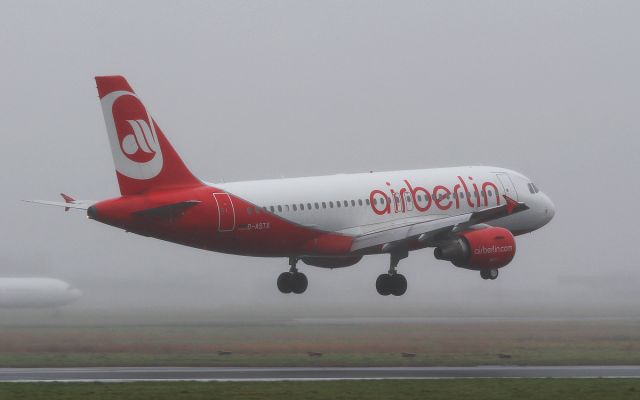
[
  {"left": 369, "top": 176, "right": 501, "bottom": 215},
  {"left": 474, "top": 245, "right": 513, "bottom": 255}
]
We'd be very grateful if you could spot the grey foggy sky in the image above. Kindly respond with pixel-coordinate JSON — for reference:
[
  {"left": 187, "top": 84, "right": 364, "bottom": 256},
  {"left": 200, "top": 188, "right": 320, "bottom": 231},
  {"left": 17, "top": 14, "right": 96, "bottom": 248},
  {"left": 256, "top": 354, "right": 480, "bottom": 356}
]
[{"left": 1, "top": 1, "right": 639, "bottom": 315}]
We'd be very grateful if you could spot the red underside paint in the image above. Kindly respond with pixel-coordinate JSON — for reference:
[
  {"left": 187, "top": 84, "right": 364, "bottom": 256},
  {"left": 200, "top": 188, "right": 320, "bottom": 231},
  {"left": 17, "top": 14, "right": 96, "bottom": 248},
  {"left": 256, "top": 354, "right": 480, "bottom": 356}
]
[{"left": 91, "top": 186, "right": 353, "bottom": 257}]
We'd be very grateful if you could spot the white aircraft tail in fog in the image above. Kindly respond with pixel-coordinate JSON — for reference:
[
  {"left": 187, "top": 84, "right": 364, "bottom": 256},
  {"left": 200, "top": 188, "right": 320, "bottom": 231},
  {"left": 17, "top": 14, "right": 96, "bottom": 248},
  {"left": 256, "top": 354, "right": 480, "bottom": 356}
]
[{"left": 0, "top": 278, "right": 82, "bottom": 308}]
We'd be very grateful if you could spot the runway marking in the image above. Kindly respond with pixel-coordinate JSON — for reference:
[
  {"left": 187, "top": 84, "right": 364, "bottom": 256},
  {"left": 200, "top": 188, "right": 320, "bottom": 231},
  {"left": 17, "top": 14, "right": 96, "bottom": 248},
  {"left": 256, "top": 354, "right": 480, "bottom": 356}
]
[{"left": 2, "top": 366, "right": 640, "bottom": 382}]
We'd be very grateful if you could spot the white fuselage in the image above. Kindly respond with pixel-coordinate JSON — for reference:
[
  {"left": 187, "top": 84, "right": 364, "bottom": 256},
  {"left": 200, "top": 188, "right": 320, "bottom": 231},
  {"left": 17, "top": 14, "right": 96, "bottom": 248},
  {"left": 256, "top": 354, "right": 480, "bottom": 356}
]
[{"left": 216, "top": 166, "right": 555, "bottom": 237}]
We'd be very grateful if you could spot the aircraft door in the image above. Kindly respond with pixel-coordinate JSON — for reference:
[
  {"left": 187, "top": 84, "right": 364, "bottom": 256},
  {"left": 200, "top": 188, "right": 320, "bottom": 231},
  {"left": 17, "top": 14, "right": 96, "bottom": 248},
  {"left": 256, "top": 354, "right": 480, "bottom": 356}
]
[
  {"left": 403, "top": 192, "right": 413, "bottom": 212},
  {"left": 213, "top": 193, "right": 236, "bottom": 232},
  {"left": 496, "top": 173, "right": 518, "bottom": 200}
]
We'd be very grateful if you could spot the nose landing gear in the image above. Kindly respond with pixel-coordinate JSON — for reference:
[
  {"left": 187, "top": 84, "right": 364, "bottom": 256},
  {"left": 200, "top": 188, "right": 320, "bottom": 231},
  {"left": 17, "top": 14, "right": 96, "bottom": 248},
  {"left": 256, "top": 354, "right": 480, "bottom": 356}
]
[
  {"left": 277, "top": 257, "right": 308, "bottom": 294},
  {"left": 480, "top": 269, "right": 499, "bottom": 280}
]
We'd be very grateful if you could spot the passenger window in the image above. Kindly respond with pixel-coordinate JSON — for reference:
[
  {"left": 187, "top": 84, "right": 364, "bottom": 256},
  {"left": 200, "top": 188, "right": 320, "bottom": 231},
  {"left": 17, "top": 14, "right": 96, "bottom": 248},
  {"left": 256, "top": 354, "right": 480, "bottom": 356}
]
[
  {"left": 344, "top": 200, "right": 349, "bottom": 207},
  {"left": 351, "top": 200, "right": 356, "bottom": 207},
  {"left": 277, "top": 205, "right": 282, "bottom": 212},
  {"left": 366, "top": 199, "right": 370, "bottom": 205},
  {"left": 460, "top": 192, "right": 465, "bottom": 199},
  {"left": 315, "top": 202, "right": 319, "bottom": 209},
  {"left": 307, "top": 203, "right": 312, "bottom": 210},
  {"left": 322, "top": 202, "right": 326, "bottom": 208},
  {"left": 329, "top": 201, "right": 334, "bottom": 208},
  {"left": 292, "top": 204, "right": 297, "bottom": 211},
  {"left": 336, "top": 201, "right": 341, "bottom": 208},
  {"left": 488, "top": 190, "right": 492, "bottom": 197}
]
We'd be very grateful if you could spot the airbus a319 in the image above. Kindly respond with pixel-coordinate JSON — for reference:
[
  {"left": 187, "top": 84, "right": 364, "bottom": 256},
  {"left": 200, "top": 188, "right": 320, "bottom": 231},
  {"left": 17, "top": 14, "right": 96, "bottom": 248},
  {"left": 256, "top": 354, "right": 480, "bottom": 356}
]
[{"left": 29, "top": 76, "right": 555, "bottom": 296}]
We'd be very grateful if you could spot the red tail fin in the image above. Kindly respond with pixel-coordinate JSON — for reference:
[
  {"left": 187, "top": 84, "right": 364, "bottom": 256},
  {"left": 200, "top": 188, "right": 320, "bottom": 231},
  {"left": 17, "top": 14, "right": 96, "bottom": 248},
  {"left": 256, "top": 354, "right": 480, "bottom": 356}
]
[{"left": 95, "top": 76, "right": 201, "bottom": 195}]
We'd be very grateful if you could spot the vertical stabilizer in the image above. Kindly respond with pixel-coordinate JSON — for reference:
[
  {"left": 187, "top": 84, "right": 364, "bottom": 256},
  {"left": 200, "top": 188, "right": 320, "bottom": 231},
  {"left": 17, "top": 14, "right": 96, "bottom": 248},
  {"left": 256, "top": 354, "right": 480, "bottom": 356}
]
[{"left": 95, "top": 76, "right": 201, "bottom": 195}]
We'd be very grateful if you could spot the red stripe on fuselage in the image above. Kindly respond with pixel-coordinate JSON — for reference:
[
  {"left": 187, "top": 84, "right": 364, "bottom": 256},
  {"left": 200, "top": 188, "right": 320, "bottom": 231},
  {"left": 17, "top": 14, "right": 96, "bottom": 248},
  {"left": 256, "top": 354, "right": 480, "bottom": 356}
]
[{"left": 90, "top": 185, "right": 352, "bottom": 257}]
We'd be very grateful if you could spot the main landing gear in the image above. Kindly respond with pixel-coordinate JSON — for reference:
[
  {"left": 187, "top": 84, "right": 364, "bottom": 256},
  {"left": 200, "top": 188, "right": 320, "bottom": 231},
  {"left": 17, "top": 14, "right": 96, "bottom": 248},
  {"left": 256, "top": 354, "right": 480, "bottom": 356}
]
[
  {"left": 480, "top": 269, "right": 499, "bottom": 280},
  {"left": 376, "top": 250, "right": 408, "bottom": 296},
  {"left": 277, "top": 257, "right": 308, "bottom": 294}
]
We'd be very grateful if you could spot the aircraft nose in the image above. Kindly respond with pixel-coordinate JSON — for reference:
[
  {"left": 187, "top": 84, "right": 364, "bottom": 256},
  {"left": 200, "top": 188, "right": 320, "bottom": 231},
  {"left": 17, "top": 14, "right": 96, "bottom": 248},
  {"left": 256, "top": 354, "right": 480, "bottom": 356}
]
[{"left": 542, "top": 193, "right": 555, "bottom": 222}]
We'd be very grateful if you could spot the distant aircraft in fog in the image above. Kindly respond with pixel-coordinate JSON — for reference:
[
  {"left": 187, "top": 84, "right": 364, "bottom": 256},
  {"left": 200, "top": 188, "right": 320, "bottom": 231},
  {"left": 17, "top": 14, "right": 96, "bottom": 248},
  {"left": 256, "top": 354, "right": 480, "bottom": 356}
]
[
  {"left": 0, "top": 278, "right": 82, "bottom": 308},
  {"left": 28, "top": 76, "right": 555, "bottom": 297}
]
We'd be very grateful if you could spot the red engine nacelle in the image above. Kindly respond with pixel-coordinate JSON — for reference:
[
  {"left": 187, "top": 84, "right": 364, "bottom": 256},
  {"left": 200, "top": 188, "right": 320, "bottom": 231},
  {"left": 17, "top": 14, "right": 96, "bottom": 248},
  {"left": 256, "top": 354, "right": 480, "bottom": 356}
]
[{"left": 434, "top": 227, "right": 516, "bottom": 270}]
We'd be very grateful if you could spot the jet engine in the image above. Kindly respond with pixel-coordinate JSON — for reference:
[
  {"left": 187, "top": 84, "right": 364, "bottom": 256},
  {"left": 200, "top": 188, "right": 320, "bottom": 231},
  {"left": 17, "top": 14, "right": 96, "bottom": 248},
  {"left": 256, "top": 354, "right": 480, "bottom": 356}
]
[
  {"left": 434, "top": 227, "right": 516, "bottom": 269},
  {"left": 301, "top": 256, "right": 363, "bottom": 269}
]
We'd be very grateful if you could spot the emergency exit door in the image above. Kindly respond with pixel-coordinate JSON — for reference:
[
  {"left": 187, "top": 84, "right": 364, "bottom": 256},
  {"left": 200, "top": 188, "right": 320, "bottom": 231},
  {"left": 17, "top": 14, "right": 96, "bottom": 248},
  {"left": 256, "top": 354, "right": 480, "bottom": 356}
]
[{"left": 213, "top": 193, "right": 236, "bottom": 232}]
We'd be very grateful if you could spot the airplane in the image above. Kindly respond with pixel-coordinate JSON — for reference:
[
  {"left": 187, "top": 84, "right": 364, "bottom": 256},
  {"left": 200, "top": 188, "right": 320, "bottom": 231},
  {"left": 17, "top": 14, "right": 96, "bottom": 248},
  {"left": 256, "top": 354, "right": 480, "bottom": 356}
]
[
  {"left": 0, "top": 278, "right": 82, "bottom": 308},
  {"left": 28, "top": 76, "right": 555, "bottom": 296}
]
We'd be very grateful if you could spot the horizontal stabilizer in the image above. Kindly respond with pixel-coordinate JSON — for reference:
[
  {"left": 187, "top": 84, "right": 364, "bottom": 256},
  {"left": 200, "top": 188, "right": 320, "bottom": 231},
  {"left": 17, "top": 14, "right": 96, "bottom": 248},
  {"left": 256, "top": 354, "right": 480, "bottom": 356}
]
[
  {"left": 132, "top": 200, "right": 201, "bottom": 219},
  {"left": 24, "top": 199, "right": 94, "bottom": 211}
]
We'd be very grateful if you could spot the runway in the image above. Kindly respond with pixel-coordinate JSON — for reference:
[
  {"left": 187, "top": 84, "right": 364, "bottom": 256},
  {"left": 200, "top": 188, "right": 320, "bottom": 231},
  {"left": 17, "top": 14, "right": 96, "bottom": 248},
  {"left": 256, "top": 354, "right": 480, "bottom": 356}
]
[{"left": 1, "top": 366, "right": 640, "bottom": 382}]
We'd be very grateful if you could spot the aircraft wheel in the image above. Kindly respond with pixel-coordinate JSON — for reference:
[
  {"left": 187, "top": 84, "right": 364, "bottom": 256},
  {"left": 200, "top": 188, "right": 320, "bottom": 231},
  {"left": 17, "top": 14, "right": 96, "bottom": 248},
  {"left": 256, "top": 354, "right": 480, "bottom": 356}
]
[
  {"left": 291, "top": 272, "right": 308, "bottom": 294},
  {"left": 277, "top": 272, "right": 293, "bottom": 294},
  {"left": 376, "top": 274, "right": 392, "bottom": 296},
  {"left": 391, "top": 274, "right": 407, "bottom": 296},
  {"left": 480, "top": 269, "right": 499, "bottom": 280}
]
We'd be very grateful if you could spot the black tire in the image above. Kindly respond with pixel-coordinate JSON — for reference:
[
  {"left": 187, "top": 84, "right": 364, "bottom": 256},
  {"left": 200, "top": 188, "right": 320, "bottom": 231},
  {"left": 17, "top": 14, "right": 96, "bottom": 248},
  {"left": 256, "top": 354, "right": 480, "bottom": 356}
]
[
  {"left": 291, "top": 273, "right": 308, "bottom": 294},
  {"left": 392, "top": 274, "right": 407, "bottom": 296},
  {"left": 489, "top": 269, "right": 499, "bottom": 280},
  {"left": 480, "top": 269, "right": 490, "bottom": 280},
  {"left": 376, "top": 274, "right": 392, "bottom": 296},
  {"left": 277, "top": 272, "right": 293, "bottom": 294}
]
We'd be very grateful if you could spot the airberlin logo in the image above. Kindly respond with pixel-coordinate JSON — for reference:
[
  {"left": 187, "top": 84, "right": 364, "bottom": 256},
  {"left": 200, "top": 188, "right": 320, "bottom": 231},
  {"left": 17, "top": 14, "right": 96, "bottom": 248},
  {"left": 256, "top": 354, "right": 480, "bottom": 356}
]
[
  {"left": 100, "top": 90, "right": 163, "bottom": 180},
  {"left": 121, "top": 119, "right": 157, "bottom": 160},
  {"left": 474, "top": 245, "right": 513, "bottom": 255},
  {"left": 369, "top": 176, "right": 501, "bottom": 215}
]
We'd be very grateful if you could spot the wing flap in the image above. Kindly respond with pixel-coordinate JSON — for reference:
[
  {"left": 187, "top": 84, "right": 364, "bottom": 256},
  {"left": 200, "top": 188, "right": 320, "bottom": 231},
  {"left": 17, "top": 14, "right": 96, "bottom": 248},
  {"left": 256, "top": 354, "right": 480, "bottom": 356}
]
[{"left": 351, "top": 195, "right": 528, "bottom": 252}]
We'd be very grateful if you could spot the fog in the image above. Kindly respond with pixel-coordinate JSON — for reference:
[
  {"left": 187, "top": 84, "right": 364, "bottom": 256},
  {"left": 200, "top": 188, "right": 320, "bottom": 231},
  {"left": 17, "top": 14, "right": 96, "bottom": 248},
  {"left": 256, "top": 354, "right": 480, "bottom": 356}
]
[{"left": 1, "top": 1, "right": 639, "bottom": 318}]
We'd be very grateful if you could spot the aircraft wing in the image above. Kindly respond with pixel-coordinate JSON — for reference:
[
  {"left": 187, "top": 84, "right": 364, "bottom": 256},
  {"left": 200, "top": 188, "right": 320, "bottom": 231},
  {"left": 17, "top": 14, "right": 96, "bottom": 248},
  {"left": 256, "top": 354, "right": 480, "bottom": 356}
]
[
  {"left": 24, "top": 193, "right": 94, "bottom": 211},
  {"left": 350, "top": 195, "right": 529, "bottom": 252}
]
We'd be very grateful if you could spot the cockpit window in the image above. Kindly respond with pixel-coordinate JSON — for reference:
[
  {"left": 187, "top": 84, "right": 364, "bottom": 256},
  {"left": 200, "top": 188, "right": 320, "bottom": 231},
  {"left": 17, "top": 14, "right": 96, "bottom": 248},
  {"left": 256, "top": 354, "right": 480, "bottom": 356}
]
[{"left": 528, "top": 183, "right": 540, "bottom": 194}]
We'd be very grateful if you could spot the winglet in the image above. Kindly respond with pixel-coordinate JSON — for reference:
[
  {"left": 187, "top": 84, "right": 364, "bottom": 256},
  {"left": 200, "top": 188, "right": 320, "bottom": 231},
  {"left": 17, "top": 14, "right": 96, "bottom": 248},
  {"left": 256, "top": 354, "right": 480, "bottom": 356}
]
[
  {"left": 60, "top": 193, "right": 75, "bottom": 212},
  {"left": 503, "top": 195, "right": 518, "bottom": 215}
]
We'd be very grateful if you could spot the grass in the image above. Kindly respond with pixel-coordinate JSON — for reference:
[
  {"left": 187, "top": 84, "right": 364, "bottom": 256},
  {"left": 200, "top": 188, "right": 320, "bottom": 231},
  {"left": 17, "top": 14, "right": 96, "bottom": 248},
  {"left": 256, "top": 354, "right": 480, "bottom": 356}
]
[
  {"left": 1, "top": 379, "right": 640, "bottom": 400},
  {"left": 0, "top": 320, "right": 639, "bottom": 367}
]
